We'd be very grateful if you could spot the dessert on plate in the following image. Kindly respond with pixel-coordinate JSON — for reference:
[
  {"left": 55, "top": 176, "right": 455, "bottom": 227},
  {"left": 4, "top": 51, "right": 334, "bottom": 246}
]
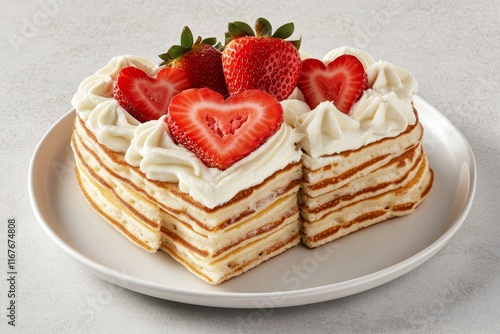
[{"left": 70, "top": 17, "right": 433, "bottom": 284}]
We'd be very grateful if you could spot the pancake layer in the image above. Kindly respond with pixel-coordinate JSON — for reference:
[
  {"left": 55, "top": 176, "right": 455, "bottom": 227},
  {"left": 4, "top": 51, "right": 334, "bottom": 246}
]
[{"left": 299, "top": 110, "right": 434, "bottom": 248}]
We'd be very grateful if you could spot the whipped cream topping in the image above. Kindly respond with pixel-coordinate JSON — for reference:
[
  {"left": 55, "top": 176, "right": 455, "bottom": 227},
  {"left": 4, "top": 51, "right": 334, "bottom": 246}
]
[
  {"left": 296, "top": 102, "right": 359, "bottom": 158},
  {"left": 72, "top": 55, "right": 302, "bottom": 208},
  {"left": 86, "top": 100, "right": 140, "bottom": 153},
  {"left": 282, "top": 47, "right": 418, "bottom": 159},
  {"left": 280, "top": 90, "right": 309, "bottom": 128},
  {"left": 125, "top": 118, "right": 302, "bottom": 208},
  {"left": 350, "top": 90, "right": 415, "bottom": 135},
  {"left": 367, "top": 60, "right": 418, "bottom": 103},
  {"left": 71, "top": 56, "right": 159, "bottom": 153}
]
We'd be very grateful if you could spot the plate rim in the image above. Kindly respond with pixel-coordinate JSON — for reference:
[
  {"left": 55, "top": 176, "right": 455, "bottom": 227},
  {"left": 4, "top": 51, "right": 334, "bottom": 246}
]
[{"left": 28, "top": 95, "right": 476, "bottom": 308}]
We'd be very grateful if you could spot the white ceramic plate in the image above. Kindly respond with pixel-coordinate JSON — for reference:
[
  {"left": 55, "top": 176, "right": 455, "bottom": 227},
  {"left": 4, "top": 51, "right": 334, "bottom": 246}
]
[{"left": 28, "top": 96, "right": 475, "bottom": 308}]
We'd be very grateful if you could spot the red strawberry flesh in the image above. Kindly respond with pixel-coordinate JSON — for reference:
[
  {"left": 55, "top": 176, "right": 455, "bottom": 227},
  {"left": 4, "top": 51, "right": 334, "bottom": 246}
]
[
  {"left": 298, "top": 55, "right": 368, "bottom": 113},
  {"left": 166, "top": 88, "right": 283, "bottom": 170},
  {"left": 113, "top": 66, "right": 189, "bottom": 123}
]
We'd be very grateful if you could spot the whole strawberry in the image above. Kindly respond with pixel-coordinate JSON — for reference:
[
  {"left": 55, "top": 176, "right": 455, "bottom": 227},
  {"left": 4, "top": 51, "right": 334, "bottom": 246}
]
[
  {"left": 222, "top": 18, "right": 302, "bottom": 101},
  {"left": 159, "top": 27, "right": 229, "bottom": 98}
]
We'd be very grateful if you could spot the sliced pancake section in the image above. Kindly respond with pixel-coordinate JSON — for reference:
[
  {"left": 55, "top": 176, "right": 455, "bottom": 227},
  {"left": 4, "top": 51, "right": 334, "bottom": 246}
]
[
  {"left": 299, "top": 111, "right": 434, "bottom": 248},
  {"left": 72, "top": 114, "right": 302, "bottom": 284}
]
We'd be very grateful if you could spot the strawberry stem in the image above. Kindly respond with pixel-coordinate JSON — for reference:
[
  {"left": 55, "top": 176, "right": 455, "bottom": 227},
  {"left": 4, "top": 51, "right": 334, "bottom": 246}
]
[
  {"left": 255, "top": 17, "right": 272, "bottom": 36},
  {"left": 289, "top": 37, "right": 302, "bottom": 50},
  {"left": 166, "top": 45, "right": 185, "bottom": 59},
  {"left": 159, "top": 26, "right": 221, "bottom": 66},
  {"left": 201, "top": 37, "right": 216, "bottom": 45},
  {"left": 227, "top": 21, "right": 255, "bottom": 39},
  {"left": 224, "top": 18, "right": 301, "bottom": 50},
  {"left": 272, "top": 22, "right": 294, "bottom": 39},
  {"left": 180, "top": 26, "right": 194, "bottom": 49}
]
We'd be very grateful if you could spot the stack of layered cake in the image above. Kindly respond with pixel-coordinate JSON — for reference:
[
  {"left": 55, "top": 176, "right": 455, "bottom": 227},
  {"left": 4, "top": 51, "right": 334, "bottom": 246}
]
[{"left": 70, "top": 20, "right": 433, "bottom": 284}]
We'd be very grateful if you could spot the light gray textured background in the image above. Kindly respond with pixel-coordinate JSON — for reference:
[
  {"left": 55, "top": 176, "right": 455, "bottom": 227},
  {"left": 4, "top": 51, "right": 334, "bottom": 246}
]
[{"left": 1, "top": 0, "right": 499, "bottom": 333}]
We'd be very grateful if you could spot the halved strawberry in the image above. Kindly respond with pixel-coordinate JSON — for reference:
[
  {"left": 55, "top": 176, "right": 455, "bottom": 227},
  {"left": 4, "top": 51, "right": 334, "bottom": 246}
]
[
  {"left": 222, "top": 18, "right": 302, "bottom": 101},
  {"left": 159, "top": 27, "right": 229, "bottom": 98},
  {"left": 166, "top": 88, "right": 283, "bottom": 170},
  {"left": 113, "top": 66, "right": 189, "bottom": 123},
  {"left": 298, "top": 55, "right": 368, "bottom": 113}
]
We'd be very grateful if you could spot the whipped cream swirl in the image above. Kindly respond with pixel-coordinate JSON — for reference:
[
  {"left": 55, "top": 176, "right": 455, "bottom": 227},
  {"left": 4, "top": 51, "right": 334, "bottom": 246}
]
[{"left": 367, "top": 61, "right": 418, "bottom": 103}]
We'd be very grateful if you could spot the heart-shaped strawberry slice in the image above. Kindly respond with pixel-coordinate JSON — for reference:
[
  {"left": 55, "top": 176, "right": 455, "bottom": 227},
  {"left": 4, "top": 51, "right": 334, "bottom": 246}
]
[
  {"left": 298, "top": 55, "right": 368, "bottom": 113},
  {"left": 113, "top": 66, "right": 190, "bottom": 123},
  {"left": 166, "top": 88, "right": 283, "bottom": 170}
]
